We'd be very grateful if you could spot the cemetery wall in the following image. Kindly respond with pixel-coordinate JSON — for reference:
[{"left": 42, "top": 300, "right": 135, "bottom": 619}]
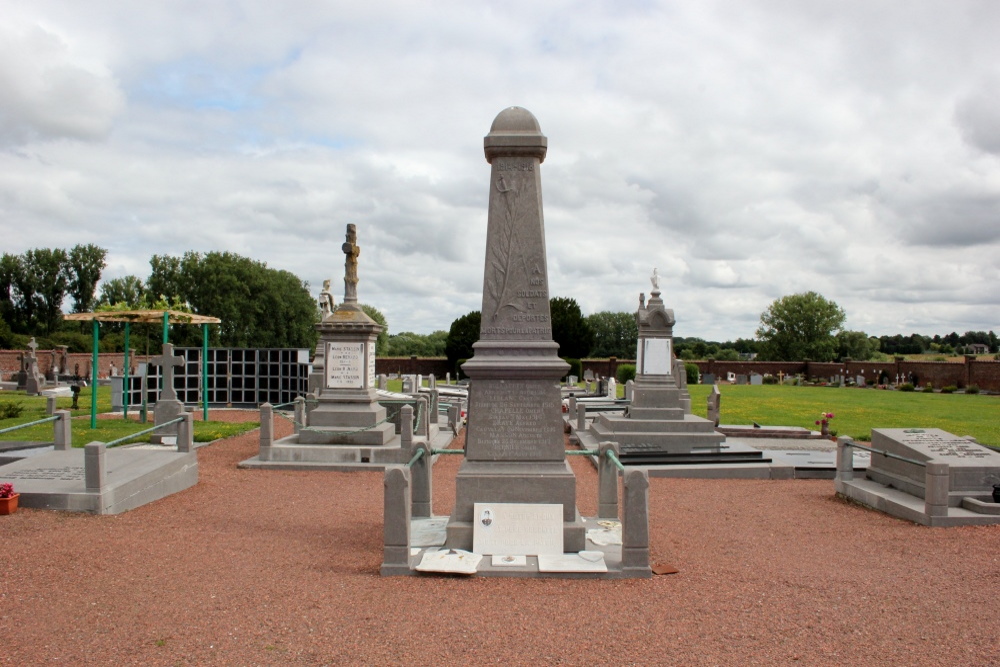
[
  {"left": 0, "top": 350, "right": 151, "bottom": 381},
  {"left": 375, "top": 357, "right": 452, "bottom": 377}
]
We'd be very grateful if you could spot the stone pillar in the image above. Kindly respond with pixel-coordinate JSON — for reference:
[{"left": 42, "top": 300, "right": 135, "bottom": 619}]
[
  {"left": 410, "top": 441, "right": 433, "bottom": 518},
  {"left": 259, "top": 403, "right": 274, "bottom": 460},
  {"left": 177, "top": 412, "right": 194, "bottom": 453},
  {"left": 85, "top": 442, "right": 107, "bottom": 492},
  {"left": 835, "top": 436, "right": 854, "bottom": 482},
  {"left": 430, "top": 389, "right": 440, "bottom": 426},
  {"left": 416, "top": 395, "right": 430, "bottom": 437},
  {"left": 598, "top": 441, "right": 620, "bottom": 519},
  {"left": 577, "top": 403, "right": 587, "bottom": 431},
  {"left": 567, "top": 396, "right": 577, "bottom": 416},
  {"left": 45, "top": 396, "right": 56, "bottom": 416},
  {"left": 429, "top": 374, "right": 437, "bottom": 389},
  {"left": 622, "top": 468, "right": 651, "bottom": 577},
  {"left": 448, "top": 404, "right": 459, "bottom": 434},
  {"left": 293, "top": 396, "right": 306, "bottom": 434},
  {"left": 445, "top": 372, "right": 451, "bottom": 385},
  {"left": 380, "top": 466, "right": 412, "bottom": 576},
  {"left": 624, "top": 380, "right": 634, "bottom": 401},
  {"left": 924, "top": 462, "right": 950, "bottom": 518},
  {"left": 400, "top": 404, "right": 414, "bottom": 450},
  {"left": 53, "top": 410, "right": 72, "bottom": 451}
]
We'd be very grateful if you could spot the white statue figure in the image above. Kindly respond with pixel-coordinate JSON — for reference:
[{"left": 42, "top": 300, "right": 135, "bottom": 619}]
[
  {"left": 650, "top": 268, "right": 660, "bottom": 291},
  {"left": 319, "top": 279, "right": 335, "bottom": 318}
]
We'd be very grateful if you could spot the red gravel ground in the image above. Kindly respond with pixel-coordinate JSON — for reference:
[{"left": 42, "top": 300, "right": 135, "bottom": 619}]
[{"left": 3, "top": 410, "right": 999, "bottom": 665}]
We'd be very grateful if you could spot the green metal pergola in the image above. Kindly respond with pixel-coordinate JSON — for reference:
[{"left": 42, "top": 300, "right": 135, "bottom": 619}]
[{"left": 62, "top": 310, "right": 222, "bottom": 429}]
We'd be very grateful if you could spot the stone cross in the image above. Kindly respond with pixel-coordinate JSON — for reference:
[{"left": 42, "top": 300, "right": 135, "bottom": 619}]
[
  {"left": 27, "top": 337, "right": 38, "bottom": 354},
  {"left": 777, "top": 371, "right": 785, "bottom": 384},
  {"left": 342, "top": 223, "right": 360, "bottom": 304},
  {"left": 151, "top": 343, "right": 185, "bottom": 402}
]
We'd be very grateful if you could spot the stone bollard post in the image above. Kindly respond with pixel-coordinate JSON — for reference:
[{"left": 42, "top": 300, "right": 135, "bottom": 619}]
[
  {"left": 46, "top": 396, "right": 57, "bottom": 416},
  {"left": 625, "top": 380, "right": 634, "bottom": 401},
  {"left": 400, "top": 404, "right": 414, "bottom": 450},
  {"left": 597, "top": 441, "right": 620, "bottom": 519},
  {"left": 924, "top": 462, "right": 951, "bottom": 518},
  {"left": 445, "top": 372, "right": 451, "bottom": 385},
  {"left": 177, "top": 412, "right": 194, "bottom": 453},
  {"left": 577, "top": 403, "right": 587, "bottom": 431},
  {"left": 622, "top": 468, "right": 652, "bottom": 577},
  {"left": 430, "top": 389, "right": 440, "bottom": 426},
  {"left": 293, "top": 396, "right": 306, "bottom": 434},
  {"left": 835, "top": 436, "right": 854, "bottom": 482},
  {"left": 259, "top": 403, "right": 274, "bottom": 460},
  {"left": 380, "top": 466, "right": 412, "bottom": 576},
  {"left": 448, "top": 404, "right": 459, "bottom": 435},
  {"left": 567, "top": 396, "right": 577, "bottom": 418},
  {"left": 53, "top": 410, "right": 72, "bottom": 451},
  {"left": 85, "top": 442, "right": 107, "bottom": 492},
  {"left": 410, "top": 441, "right": 433, "bottom": 518},
  {"left": 417, "top": 396, "right": 430, "bottom": 437},
  {"left": 429, "top": 374, "right": 436, "bottom": 389}
]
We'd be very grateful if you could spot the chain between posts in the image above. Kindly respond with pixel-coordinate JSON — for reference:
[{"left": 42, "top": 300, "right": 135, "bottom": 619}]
[
  {"left": 105, "top": 416, "right": 186, "bottom": 448},
  {"left": 842, "top": 440, "right": 927, "bottom": 467},
  {"left": 0, "top": 415, "right": 59, "bottom": 435}
]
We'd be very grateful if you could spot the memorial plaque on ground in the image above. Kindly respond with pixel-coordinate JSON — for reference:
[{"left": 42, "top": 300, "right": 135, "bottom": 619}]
[
  {"left": 868, "top": 428, "right": 1000, "bottom": 503},
  {"left": 472, "top": 503, "right": 563, "bottom": 556}
]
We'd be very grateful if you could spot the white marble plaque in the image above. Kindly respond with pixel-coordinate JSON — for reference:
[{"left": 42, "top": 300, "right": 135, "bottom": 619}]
[
  {"left": 537, "top": 551, "right": 608, "bottom": 573},
  {"left": 325, "top": 342, "right": 365, "bottom": 389},
  {"left": 415, "top": 549, "right": 482, "bottom": 575},
  {"left": 641, "top": 338, "right": 672, "bottom": 375},
  {"left": 473, "top": 503, "right": 563, "bottom": 556},
  {"left": 367, "top": 348, "right": 376, "bottom": 389}
]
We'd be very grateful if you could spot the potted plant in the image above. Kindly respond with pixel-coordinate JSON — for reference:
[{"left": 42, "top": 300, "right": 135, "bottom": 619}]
[
  {"left": 0, "top": 482, "right": 19, "bottom": 515},
  {"left": 815, "top": 412, "right": 835, "bottom": 438}
]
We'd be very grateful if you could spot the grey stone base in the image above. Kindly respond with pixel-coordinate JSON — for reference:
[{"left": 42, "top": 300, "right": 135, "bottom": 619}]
[
  {"left": 388, "top": 516, "right": 650, "bottom": 579},
  {"left": 296, "top": 422, "right": 396, "bottom": 446},
  {"left": 1, "top": 448, "right": 197, "bottom": 515},
  {"left": 836, "top": 476, "right": 1000, "bottom": 527}
]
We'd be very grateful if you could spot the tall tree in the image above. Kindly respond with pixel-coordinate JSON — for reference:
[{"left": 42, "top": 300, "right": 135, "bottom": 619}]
[
  {"left": 147, "top": 251, "right": 317, "bottom": 349},
  {"left": 360, "top": 304, "right": 389, "bottom": 355},
  {"left": 98, "top": 275, "right": 146, "bottom": 308},
  {"left": 15, "top": 248, "right": 69, "bottom": 334},
  {"left": 586, "top": 311, "right": 638, "bottom": 359},
  {"left": 550, "top": 296, "right": 592, "bottom": 359},
  {"left": 756, "top": 291, "right": 845, "bottom": 361},
  {"left": 836, "top": 330, "right": 879, "bottom": 360},
  {"left": 66, "top": 244, "right": 107, "bottom": 313},
  {"left": 446, "top": 311, "right": 481, "bottom": 365}
]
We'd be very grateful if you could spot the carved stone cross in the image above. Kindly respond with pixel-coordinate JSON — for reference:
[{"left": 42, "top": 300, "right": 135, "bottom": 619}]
[
  {"left": 26, "top": 337, "right": 38, "bottom": 358},
  {"left": 342, "top": 223, "right": 360, "bottom": 304},
  {"left": 152, "top": 343, "right": 185, "bottom": 402}
]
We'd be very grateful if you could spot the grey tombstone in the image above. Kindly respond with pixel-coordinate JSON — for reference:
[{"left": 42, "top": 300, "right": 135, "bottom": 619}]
[
  {"left": 749, "top": 373, "right": 763, "bottom": 386},
  {"left": 584, "top": 369, "right": 594, "bottom": 382},
  {"left": 701, "top": 372, "right": 716, "bottom": 385},
  {"left": 856, "top": 374, "right": 866, "bottom": 387},
  {"left": 568, "top": 374, "right": 578, "bottom": 386},
  {"left": 402, "top": 376, "right": 415, "bottom": 393},
  {"left": 707, "top": 385, "right": 721, "bottom": 427},
  {"left": 624, "top": 379, "right": 634, "bottom": 401},
  {"left": 150, "top": 343, "right": 186, "bottom": 443},
  {"left": 377, "top": 374, "right": 387, "bottom": 390},
  {"left": 735, "top": 374, "right": 748, "bottom": 386},
  {"left": 110, "top": 376, "right": 124, "bottom": 410},
  {"left": 24, "top": 338, "right": 44, "bottom": 396},
  {"left": 447, "top": 107, "right": 585, "bottom": 553}
]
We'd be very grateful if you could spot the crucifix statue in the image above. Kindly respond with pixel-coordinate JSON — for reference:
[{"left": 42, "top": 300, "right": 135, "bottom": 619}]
[
  {"left": 342, "top": 223, "right": 360, "bottom": 304},
  {"left": 151, "top": 343, "right": 185, "bottom": 403}
]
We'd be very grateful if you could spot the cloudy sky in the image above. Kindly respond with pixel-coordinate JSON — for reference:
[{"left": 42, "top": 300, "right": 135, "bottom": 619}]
[{"left": 3, "top": 1, "right": 999, "bottom": 342}]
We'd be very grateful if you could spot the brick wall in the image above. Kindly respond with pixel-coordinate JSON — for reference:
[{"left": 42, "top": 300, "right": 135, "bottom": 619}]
[{"left": 1, "top": 350, "right": 152, "bottom": 381}]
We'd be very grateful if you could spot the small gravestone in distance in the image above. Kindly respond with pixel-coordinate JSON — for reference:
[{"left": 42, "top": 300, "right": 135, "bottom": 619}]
[
  {"left": 24, "top": 338, "right": 44, "bottom": 396},
  {"left": 735, "top": 374, "right": 748, "bottom": 385},
  {"left": 584, "top": 369, "right": 594, "bottom": 382},
  {"left": 707, "top": 385, "right": 721, "bottom": 427},
  {"left": 750, "top": 373, "right": 763, "bottom": 386},
  {"left": 701, "top": 372, "right": 716, "bottom": 385}
]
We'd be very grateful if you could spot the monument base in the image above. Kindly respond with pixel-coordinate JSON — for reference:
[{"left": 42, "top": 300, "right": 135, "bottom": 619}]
[
  {"left": 446, "top": 460, "right": 587, "bottom": 552},
  {"left": 151, "top": 400, "right": 185, "bottom": 443}
]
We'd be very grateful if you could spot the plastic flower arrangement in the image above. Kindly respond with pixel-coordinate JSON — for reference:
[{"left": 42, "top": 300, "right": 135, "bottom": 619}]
[
  {"left": 0, "top": 482, "right": 15, "bottom": 498},
  {"left": 815, "top": 412, "right": 835, "bottom": 427}
]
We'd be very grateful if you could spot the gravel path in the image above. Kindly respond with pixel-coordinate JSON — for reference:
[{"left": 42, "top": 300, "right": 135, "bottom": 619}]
[{"left": 3, "top": 411, "right": 999, "bottom": 665}]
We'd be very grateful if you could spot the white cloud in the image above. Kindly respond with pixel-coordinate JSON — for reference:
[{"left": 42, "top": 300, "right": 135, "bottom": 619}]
[{"left": 3, "top": 0, "right": 1000, "bottom": 341}]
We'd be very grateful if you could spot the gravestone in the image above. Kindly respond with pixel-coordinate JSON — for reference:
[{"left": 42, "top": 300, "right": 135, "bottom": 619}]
[
  {"left": 735, "top": 374, "right": 748, "bottom": 386},
  {"left": 24, "top": 338, "right": 44, "bottom": 396},
  {"left": 584, "top": 369, "right": 594, "bottom": 382},
  {"left": 856, "top": 375, "right": 866, "bottom": 387},
  {"left": 607, "top": 377, "right": 617, "bottom": 399},
  {"left": 586, "top": 270, "right": 724, "bottom": 459},
  {"left": 150, "top": 343, "right": 186, "bottom": 443},
  {"left": 624, "top": 379, "right": 634, "bottom": 401},
  {"left": 701, "top": 372, "right": 716, "bottom": 385},
  {"left": 447, "top": 107, "right": 585, "bottom": 552},
  {"left": 707, "top": 385, "right": 721, "bottom": 427},
  {"left": 749, "top": 373, "right": 763, "bottom": 386}
]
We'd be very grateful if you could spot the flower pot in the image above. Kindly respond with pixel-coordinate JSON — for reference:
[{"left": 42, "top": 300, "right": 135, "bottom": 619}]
[{"left": 0, "top": 493, "right": 19, "bottom": 515}]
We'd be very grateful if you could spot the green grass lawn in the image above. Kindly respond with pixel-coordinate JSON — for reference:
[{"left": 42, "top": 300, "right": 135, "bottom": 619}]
[
  {"left": 687, "top": 384, "right": 1000, "bottom": 446},
  {"left": 0, "top": 386, "right": 258, "bottom": 447}
]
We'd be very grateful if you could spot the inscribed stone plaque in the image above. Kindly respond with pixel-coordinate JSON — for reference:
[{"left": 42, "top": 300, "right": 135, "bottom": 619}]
[
  {"left": 325, "top": 342, "right": 365, "bottom": 389},
  {"left": 367, "top": 348, "right": 376, "bottom": 388},
  {"left": 473, "top": 503, "right": 563, "bottom": 556},
  {"left": 465, "top": 380, "right": 564, "bottom": 461},
  {"left": 640, "top": 338, "right": 672, "bottom": 375}
]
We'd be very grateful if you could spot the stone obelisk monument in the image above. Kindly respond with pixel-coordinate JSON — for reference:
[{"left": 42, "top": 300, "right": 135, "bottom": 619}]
[{"left": 446, "top": 106, "right": 585, "bottom": 551}]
